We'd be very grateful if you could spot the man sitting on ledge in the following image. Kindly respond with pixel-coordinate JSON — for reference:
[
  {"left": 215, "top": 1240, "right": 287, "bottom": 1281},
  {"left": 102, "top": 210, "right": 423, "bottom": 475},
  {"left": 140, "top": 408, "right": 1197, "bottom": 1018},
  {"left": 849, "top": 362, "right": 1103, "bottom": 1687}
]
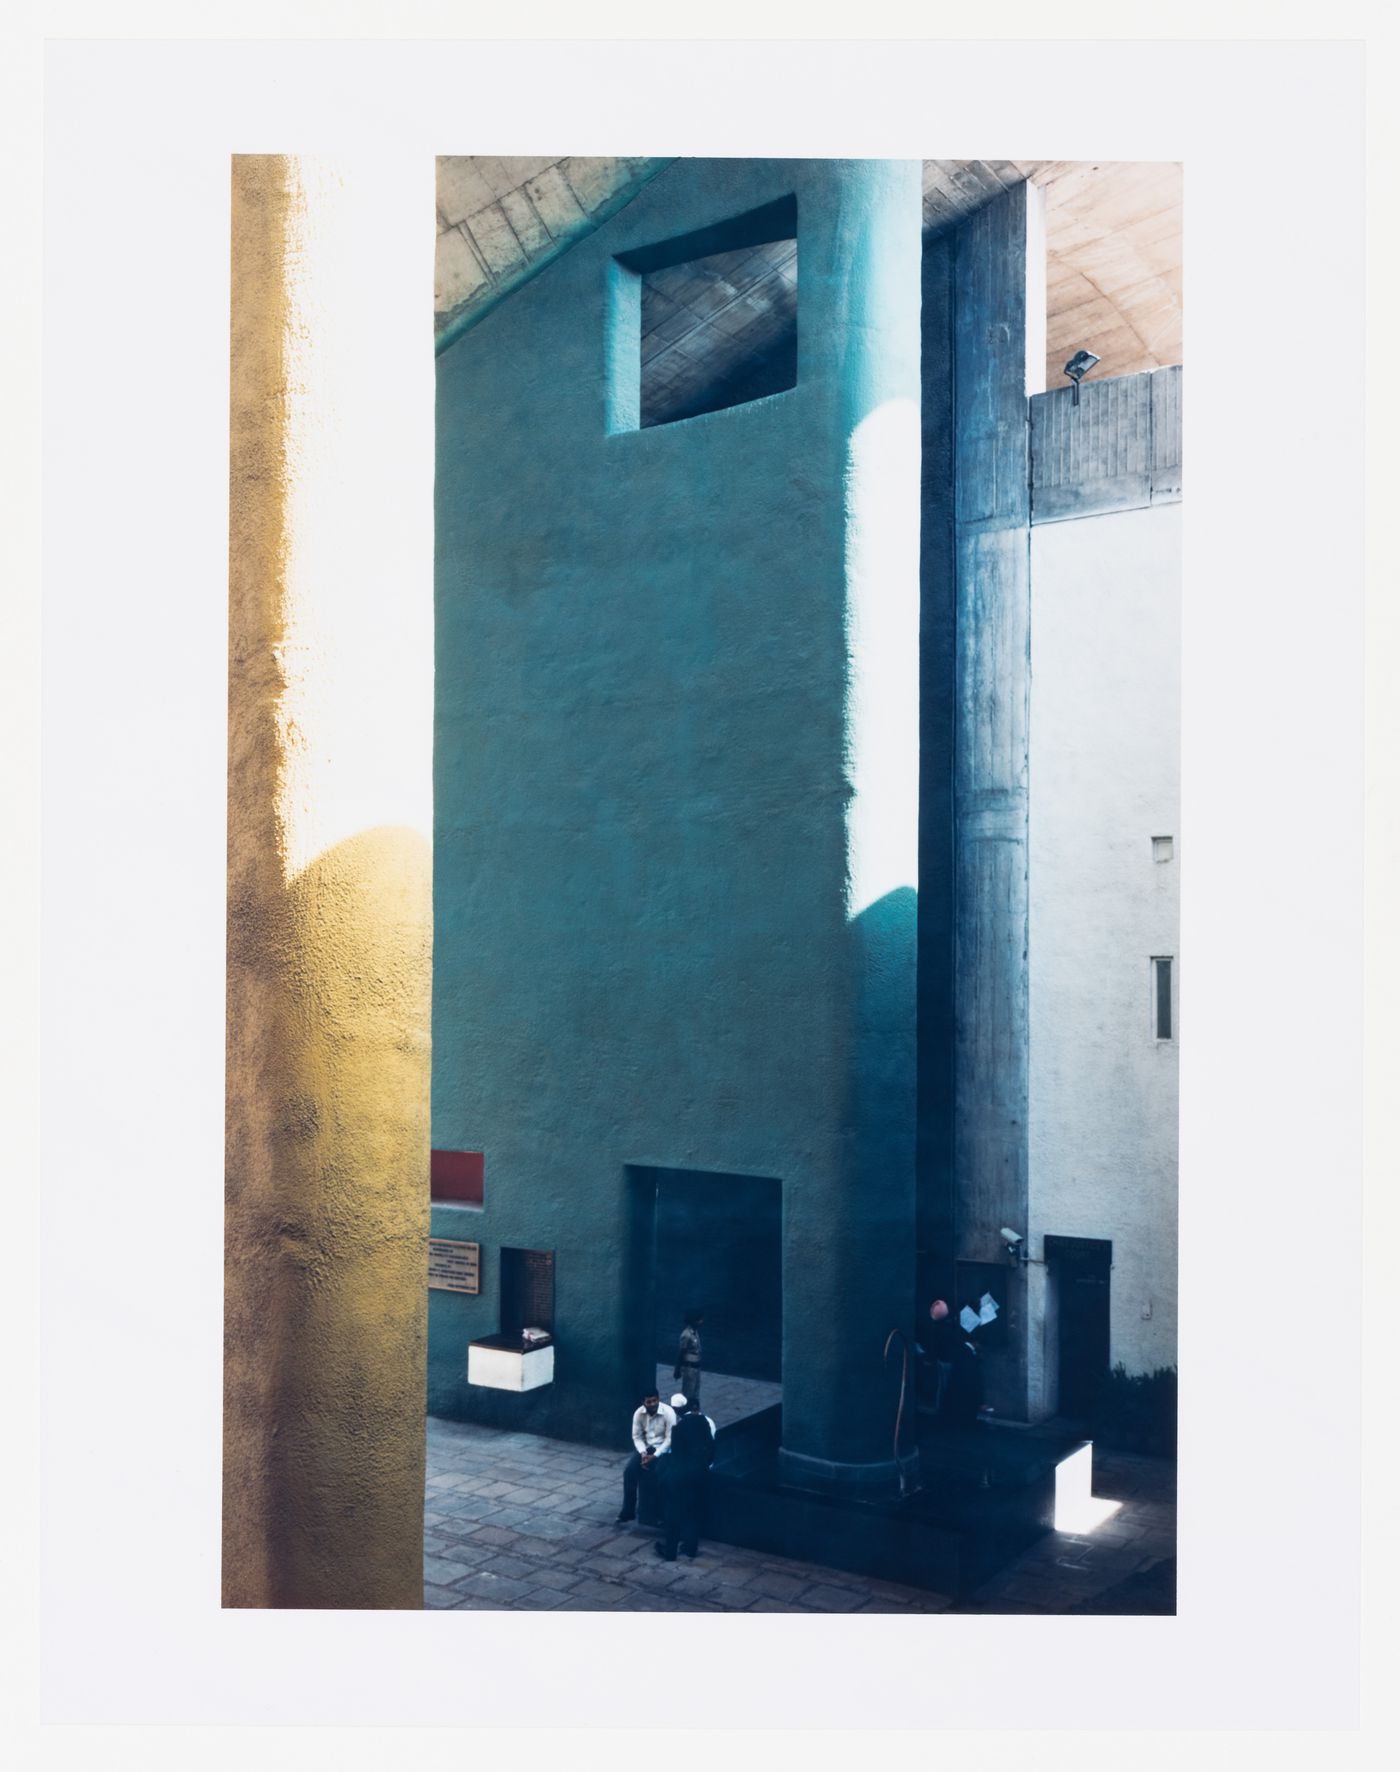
[{"left": 617, "top": 1389, "right": 676, "bottom": 1526}]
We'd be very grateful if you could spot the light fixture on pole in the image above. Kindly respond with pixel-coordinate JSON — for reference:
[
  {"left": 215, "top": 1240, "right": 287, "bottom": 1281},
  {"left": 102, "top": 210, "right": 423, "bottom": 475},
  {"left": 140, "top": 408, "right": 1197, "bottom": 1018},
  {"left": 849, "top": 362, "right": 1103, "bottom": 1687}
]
[{"left": 1063, "top": 349, "right": 1100, "bottom": 407}]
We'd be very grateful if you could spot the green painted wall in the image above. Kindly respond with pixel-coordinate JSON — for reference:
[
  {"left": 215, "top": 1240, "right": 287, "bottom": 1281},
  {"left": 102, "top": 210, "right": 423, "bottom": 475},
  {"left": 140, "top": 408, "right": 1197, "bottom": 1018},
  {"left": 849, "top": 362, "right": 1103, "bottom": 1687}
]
[{"left": 432, "top": 158, "right": 922, "bottom": 1487}]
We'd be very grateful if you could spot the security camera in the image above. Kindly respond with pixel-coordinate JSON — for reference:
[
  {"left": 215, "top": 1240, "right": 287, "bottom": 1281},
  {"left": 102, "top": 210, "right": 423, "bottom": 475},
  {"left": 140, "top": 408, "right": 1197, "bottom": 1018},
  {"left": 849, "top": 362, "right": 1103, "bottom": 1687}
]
[{"left": 999, "top": 1227, "right": 1022, "bottom": 1248}]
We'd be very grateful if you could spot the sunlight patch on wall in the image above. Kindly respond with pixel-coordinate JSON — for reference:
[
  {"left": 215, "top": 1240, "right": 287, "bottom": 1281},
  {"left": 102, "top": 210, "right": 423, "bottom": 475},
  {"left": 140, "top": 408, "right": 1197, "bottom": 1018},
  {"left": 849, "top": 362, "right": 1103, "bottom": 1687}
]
[
  {"left": 276, "top": 155, "right": 435, "bottom": 882},
  {"left": 843, "top": 395, "right": 920, "bottom": 918}
]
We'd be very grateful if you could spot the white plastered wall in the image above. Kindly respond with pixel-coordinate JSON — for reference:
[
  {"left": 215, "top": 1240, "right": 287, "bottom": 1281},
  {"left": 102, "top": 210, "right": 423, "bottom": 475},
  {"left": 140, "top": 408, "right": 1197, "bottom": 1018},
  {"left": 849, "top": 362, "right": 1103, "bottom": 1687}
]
[{"left": 1028, "top": 502, "right": 1180, "bottom": 1416}]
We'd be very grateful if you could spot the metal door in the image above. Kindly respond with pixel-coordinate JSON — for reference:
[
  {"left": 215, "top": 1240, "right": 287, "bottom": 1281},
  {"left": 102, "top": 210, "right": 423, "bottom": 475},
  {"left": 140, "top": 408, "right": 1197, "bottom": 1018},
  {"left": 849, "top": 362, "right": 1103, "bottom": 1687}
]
[{"left": 1045, "top": 1235, "right": 1111, "bottom": 1417}]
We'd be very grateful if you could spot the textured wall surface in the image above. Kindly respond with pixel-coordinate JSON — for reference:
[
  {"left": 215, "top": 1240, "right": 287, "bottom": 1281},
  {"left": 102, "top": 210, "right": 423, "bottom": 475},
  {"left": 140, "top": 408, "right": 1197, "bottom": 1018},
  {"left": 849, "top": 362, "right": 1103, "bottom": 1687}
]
[
  {"left": 433, "top": 158, "right": 921, "bottom": 1485},
  {"left": 1028, "top": 503, "right": 1181, "bottom": 1393},
  {"left": 225, "top": 156, "right": 433, "bottom": 1608}
]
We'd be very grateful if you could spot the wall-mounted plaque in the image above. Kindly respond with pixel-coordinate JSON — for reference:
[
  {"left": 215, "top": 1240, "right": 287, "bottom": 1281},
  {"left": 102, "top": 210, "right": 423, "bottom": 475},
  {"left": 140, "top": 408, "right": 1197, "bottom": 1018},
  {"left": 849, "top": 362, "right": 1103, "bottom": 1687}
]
[{"left": 428, "top": 1238, "right": 480, "bottom": 1294}]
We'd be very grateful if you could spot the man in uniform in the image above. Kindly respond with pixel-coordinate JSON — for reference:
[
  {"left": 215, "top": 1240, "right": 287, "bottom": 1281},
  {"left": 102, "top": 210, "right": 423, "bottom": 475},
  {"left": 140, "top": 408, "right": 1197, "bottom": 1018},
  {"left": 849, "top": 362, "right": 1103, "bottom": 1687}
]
[{"left": 673, "top": 1311, "right": 704, "bottom": 1406}]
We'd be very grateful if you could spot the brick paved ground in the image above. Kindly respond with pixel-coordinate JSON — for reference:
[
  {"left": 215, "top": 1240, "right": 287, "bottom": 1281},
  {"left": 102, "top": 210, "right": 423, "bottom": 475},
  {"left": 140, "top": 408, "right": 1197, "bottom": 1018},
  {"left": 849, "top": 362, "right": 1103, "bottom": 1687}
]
[
  {"left": 423, "top": 1416, "right": 1175, "bottom": 1615},
  {"left": 423, "top": 1414, "right": 950, "bottom": 1613}
]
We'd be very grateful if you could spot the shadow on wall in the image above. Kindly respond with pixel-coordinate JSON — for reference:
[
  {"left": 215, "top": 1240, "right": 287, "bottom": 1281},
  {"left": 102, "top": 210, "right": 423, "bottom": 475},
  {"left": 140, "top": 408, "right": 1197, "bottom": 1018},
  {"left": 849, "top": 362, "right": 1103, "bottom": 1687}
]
[
  {"left": 776, "top": 884, "right": 918, "bottom": 1466},
  {"left": 224, "top": 824, "right": 432, "bottom": 1609},
  {"left": 850, "top": 882, "right": 918, "bottom": 1199},
  {"left": 849, "top": 880, "right": 919, "bottom": 1375}
]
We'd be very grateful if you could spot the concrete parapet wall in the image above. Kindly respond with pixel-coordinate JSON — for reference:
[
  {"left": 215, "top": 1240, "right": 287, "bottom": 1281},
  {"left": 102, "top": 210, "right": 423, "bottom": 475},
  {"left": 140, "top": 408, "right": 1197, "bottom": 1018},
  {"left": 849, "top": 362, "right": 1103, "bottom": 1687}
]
[{"left": 1031, "top": 365, "right": 1182, "bottom": 523}]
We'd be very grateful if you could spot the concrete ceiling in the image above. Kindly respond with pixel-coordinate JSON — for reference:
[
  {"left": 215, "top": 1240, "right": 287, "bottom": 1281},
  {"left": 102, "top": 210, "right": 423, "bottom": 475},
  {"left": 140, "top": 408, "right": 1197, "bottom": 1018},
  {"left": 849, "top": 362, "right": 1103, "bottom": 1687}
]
[
  {"left": 920, "top": 159, "right": 1182, "bottom": 390},
  {"left": 435, "top": 155, "right": 671, "bottom": 343},
  {"left": 436, "top": 157, "right": 1182, "bottom": 400},
  {"left": 640, "top": 236, "right": 798, "bottom": 428}
]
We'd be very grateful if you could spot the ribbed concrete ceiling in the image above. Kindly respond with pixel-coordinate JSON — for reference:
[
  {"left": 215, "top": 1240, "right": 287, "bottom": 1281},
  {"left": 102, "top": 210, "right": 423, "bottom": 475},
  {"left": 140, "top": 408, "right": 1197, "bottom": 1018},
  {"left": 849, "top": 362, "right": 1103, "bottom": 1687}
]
[
  {"left": 436, "top": 157, "right": 1182, "bottom": 399},
  {"left": 640, "top": 236, "right": 798, "bottom": 428},
  {"left": 435, "top": 155, "right": 671, "bottom": 341},
  {"left": 920, "top": 159, "right": 1182, "bottom": 389}
]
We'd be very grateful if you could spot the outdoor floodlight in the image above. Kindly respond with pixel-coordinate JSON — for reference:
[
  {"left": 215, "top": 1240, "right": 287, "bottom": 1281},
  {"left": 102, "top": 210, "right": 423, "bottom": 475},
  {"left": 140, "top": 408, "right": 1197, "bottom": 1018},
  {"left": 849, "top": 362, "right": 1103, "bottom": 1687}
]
[{"left": 1063, "top": 349, "right": 1100, "bottom": 406}]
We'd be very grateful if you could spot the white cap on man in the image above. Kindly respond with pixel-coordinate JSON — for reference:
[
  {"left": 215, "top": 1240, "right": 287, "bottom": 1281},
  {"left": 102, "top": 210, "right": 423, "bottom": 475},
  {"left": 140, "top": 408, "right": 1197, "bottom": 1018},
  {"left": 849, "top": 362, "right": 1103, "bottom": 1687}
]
[{"left": 670, "top": 1393, "right": 688, "bottom": 1410}]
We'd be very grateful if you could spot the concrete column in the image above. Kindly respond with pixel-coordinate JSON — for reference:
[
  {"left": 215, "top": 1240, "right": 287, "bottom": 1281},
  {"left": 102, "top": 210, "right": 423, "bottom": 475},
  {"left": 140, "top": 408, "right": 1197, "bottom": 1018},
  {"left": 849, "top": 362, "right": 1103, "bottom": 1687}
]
[
  {"left": 951, "top": 179, "right": 1045, "bottom": 1420},
  {"left": 225, "top": 155, "right": 434, "bottom": 1607},
  {"left": 777, "top": 158, "right": 923, "bottom": 1493},
  {"left": 917, "top": 232, "right": 957, "bottom": 1315}
]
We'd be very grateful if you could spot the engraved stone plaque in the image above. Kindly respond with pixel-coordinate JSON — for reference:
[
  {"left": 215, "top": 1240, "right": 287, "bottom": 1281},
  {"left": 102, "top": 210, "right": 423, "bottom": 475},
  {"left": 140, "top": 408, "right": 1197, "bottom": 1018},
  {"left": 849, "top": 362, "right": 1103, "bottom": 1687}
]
[{"left": 427, "top": 1238, "right": 480, "bottom": 1294}]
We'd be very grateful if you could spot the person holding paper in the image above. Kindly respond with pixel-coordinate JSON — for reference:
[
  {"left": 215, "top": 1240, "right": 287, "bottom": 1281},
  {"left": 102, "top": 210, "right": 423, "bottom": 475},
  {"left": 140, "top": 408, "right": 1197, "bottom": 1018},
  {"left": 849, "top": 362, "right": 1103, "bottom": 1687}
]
[{"left": 919, "top": 1298, "right": 960, "bottom": 1418}]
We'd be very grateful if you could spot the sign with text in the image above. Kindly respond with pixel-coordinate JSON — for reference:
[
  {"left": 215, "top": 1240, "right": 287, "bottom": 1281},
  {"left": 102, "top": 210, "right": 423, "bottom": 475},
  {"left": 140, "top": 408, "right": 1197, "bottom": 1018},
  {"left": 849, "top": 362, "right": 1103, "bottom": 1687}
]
[{"left": 428, "top": 1238, "right": 481, "bottom": 1294}]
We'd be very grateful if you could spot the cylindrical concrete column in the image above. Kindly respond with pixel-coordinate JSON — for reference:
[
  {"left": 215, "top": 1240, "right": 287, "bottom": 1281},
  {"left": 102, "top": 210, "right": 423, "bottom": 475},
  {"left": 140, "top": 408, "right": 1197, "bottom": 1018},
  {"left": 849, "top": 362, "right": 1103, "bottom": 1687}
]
[
  {"left": 951, "top": 178, "right": 1045, "bottom": 1423},
  {"left": 778, "top": 159, "right": 924, "bottom": 1493},
  {"left": 224, "top": 155, "right": 434, "bottom": 1607}
]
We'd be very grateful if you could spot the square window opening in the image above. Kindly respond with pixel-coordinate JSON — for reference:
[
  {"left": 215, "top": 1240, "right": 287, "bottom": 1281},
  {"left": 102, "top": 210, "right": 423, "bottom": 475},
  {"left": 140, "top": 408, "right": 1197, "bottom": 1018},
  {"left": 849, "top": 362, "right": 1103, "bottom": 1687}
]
[
  {"left": 500, "top": 1246, "right": 554, "bottom": 1338},
  {"left": 1152, "top": 835, "right": 1174, "bottom": 863},
  {"left": 611, "top": 195, "right": 798, "bottom": 432}
]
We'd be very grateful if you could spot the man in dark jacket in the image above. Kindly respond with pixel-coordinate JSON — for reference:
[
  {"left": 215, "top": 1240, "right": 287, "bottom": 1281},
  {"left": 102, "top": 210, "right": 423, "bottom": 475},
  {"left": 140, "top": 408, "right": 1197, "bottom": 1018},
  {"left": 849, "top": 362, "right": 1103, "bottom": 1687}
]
[
  {"left": 946, "top": 1322, "right": 986, "bottom": 1426},
  {"left": 655, "top": 1398, "right": 716, "bottom": 1561}
]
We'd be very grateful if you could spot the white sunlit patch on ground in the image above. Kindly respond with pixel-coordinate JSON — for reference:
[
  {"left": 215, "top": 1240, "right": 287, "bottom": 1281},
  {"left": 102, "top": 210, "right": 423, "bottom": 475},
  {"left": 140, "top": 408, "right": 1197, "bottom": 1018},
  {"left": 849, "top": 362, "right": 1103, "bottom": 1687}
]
[{"left": 1053, "top": 1441, "right": 1124, "bottom": 1534}]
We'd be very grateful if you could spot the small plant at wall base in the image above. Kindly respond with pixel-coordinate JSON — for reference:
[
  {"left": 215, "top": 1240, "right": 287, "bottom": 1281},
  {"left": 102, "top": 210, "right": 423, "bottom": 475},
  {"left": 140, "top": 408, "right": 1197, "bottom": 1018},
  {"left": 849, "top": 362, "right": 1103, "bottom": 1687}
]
[{"left": 1089, "top": 1365, "right": 1177, "bottom": 1458}]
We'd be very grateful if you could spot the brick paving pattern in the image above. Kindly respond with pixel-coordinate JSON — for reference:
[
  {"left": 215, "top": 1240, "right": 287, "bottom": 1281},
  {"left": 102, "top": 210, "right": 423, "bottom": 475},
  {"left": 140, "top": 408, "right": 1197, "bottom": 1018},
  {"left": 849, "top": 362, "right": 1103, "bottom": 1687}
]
[
  {"left": 424, "top": 1416, "right": 1175, "bottom": 1615},
  {"left": 424, "top": 1415, "right": 950, "bottom": 1613}
]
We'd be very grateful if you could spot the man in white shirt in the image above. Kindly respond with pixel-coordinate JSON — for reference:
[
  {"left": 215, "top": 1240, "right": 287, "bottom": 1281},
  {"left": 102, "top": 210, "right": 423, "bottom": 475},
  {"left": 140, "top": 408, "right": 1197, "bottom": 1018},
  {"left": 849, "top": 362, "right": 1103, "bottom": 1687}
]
[{"left": 616, "top": 1390, "right": 676, "bottom": 1525}]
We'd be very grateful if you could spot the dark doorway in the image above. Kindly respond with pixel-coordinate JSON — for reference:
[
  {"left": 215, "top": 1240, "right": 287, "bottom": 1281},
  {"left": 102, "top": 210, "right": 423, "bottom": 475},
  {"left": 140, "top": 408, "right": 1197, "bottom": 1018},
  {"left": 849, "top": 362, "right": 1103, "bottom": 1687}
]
[
  {"left": 625, "top": 1167, "right": 782, "bottom": 1415},
  {"left": 1045, "top": 1236, "right": 1112, "bottom": 1417}
]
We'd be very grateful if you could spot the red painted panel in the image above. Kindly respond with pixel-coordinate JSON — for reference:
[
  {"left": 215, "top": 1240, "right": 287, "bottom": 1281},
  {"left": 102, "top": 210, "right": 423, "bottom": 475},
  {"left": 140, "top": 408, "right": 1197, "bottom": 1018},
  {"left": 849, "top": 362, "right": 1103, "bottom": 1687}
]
[{"left": 431, "top": 1148, "right": 484, "bottom": 1206}]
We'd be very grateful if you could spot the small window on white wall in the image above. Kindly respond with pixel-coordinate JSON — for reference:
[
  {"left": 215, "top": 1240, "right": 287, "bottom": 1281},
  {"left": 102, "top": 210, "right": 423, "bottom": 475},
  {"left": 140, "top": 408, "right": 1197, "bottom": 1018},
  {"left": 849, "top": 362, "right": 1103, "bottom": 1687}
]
[
  {"left": 1152, "top": 835, "right": 1173, "bottom": 863},
  {"left": 1152, "top": 957, "right": 1174, "bottom": 1040}
]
